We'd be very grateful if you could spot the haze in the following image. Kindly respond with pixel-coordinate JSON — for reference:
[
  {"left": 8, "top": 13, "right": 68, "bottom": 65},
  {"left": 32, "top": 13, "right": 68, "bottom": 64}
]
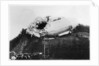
[{"left": 9, "top": 5, "right": 90, "bottom": 40}]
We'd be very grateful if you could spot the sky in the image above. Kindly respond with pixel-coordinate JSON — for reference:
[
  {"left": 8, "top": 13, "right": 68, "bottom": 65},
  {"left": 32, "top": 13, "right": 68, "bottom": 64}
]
[{"left": 9, "top": 5, "right": 90, "bottom": 40}]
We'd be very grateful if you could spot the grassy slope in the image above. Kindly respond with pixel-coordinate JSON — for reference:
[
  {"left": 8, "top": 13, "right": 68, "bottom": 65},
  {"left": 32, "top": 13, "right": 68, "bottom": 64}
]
[{"left": 10, "top": 24, "right": 89, "bottom": 59}]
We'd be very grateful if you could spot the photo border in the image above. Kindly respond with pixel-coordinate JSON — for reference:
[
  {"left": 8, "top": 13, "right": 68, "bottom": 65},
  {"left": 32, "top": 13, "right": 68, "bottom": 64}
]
[{"left": 0, "top": 0, "right": 99, "bottom": 66}]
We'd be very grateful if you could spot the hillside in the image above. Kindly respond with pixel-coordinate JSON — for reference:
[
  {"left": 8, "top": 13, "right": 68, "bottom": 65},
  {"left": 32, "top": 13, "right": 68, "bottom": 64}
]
[{"left": 10, "top": 24, "right": 89, "bottom": 60}]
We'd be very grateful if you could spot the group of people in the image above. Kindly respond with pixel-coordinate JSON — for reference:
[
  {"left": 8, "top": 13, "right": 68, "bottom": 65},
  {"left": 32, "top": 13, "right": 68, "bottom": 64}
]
[{"left": 10, "top": 51, "right": 43, "bottom": 60}]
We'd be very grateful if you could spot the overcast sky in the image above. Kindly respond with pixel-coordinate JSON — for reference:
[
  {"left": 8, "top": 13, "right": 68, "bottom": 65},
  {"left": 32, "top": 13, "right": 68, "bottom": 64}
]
[{"left": 9, "top": 5, "right": 90, "bottom": 40}]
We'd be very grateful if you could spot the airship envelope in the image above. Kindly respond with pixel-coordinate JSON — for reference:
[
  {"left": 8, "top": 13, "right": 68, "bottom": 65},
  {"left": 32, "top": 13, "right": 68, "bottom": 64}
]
[{"left": 26, "top": 16, "right": 79, "bottom": 37}]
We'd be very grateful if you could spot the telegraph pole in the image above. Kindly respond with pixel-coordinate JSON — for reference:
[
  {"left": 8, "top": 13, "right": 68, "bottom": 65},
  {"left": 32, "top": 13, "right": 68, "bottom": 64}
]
[
  {"left": 43, "top": 38, "right": 47, "bottom": 59},
  {"left": 44, "top": 41, "right": 45, "bottom": 59}
]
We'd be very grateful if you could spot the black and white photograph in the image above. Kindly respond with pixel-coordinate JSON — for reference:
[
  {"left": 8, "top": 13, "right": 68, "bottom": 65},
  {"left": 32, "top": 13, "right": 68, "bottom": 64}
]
[
  {"left": 9, "top": 5, "right": 90, "bottom": 60},
  {"left": 1, "top": 0, "right": 99, "bottom": 66}
]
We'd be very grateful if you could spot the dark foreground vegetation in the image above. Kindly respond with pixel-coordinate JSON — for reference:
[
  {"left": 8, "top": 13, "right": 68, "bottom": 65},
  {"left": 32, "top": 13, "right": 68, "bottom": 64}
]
[{"left": 10, "top": 24, "right": 89, "bottom": 60}]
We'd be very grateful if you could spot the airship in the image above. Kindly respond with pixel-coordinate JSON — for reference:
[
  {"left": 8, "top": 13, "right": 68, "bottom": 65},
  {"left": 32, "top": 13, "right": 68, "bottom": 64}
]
[{"left": 26, "top": 16, "right": 79, "bottom": 37}]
